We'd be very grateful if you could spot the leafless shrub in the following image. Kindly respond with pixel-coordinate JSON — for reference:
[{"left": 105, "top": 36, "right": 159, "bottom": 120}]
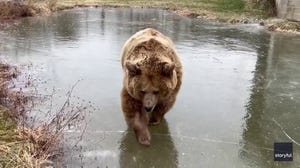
[{"left": 0, "top": 61, "right": 91, "bottom": 167}]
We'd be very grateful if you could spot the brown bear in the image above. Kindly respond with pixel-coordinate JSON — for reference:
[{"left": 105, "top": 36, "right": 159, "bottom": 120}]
[{"left": 120, "top": 28, "right": 183, "bottom": 146}]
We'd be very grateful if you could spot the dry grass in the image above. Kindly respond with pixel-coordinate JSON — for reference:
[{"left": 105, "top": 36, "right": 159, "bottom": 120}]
[
  {"left": 0, "top": 61, "right": 88, "bottom": 167},
  {"left": 0, "top": 122, "right": 54, "bottom": 168},
  {"left": 0, "top": 0, "right": 52, "bottom": 20},
  {"left": 267, "top": 20, "right": 300, "bottom": 34}
]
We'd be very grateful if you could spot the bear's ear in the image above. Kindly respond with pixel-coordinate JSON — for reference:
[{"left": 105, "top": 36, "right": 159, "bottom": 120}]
[
  {"left": 125, "top": 61, "right": 141, "bottom": 76},
  {"left": 161, "top": 62, "right": 175, "bottom": 77}
]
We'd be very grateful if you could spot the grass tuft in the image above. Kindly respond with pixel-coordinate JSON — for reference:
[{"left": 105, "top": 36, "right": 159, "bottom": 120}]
[{"left": 215, "top": 0, "right": 245, "bottom": 13}]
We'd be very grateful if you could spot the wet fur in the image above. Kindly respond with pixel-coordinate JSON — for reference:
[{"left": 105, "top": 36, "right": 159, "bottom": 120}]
[{"left": 121, "top": 28, "right": 183, "bottom": 145}]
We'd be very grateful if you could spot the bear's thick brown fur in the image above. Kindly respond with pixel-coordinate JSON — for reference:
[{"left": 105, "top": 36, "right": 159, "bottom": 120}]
[{"left": 121, "top": 28, "right": 183, "bottom": 146}]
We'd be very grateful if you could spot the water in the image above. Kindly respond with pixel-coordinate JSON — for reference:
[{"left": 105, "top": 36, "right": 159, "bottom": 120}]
[{"left": 0, "top": 8, "right": 300, "bottom": 168}]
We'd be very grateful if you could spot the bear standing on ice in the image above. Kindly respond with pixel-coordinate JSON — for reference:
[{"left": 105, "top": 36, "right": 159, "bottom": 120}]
[{"left": 121, "top": 28, "right": 183, "bottom": 146}]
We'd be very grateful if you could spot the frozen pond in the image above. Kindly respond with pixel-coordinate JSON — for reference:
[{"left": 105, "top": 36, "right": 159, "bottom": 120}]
[{"left": 0, "top": 8, "right": 299, "bottom": 168}]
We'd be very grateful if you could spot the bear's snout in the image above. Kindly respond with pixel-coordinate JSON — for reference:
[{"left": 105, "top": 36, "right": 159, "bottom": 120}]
[
  {"left": 144, "top": 106, "right": 154, "bottom": 112},
  {"left": 143, "top": 92, "right": 157, "bottom": 113}
]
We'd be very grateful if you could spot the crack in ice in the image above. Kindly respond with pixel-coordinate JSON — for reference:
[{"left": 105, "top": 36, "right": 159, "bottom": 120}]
[{"left": 272, "top": 118, "right": 300, "bottom": 147}]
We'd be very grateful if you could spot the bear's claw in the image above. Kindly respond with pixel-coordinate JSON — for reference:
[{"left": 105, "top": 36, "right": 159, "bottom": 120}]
[
  {"left": 149, "top": 120, "right": 160, "bottom": 126},
  {"left": 137, "top": 129, "right": 151, "bottom": 146},
  {"left": 149, "top": 117, "right": 161, "bottom": 126},
  {"left": 138, "top": 136, "right": 150, "bottom": 146}
]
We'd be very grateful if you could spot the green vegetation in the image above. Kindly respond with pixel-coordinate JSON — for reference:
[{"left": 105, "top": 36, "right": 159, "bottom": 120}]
[
  {"left": 249, "top": 0, "right": 276, "bottom": 17},
  {"left": 215, "top": 0, "right": 245, "bottom": 12}
]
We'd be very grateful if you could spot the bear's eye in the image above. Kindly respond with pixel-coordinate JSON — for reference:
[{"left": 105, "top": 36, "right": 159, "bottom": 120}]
[
  {"left": 140, "top": 91, "right": 146, "bottom": 94},
  {"left": 153, "top": 91, "right": 159, "bottom": 95}
]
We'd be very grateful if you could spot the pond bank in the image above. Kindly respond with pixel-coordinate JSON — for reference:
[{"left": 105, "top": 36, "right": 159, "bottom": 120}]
[
  {"left": 0, "top": 58, "right": 91, "bottom": 167},
  {"left": 0, "top": 61, "right": 73, "bottom": 167},
  {"left": 55, "top": 0, "right": 300, "bottom": 34},
  {"left": 0, "top": 62, "right": 52, "bottom": 167},
  {"left": 0, "top": 0, "right": 299, "bottom": 34}
]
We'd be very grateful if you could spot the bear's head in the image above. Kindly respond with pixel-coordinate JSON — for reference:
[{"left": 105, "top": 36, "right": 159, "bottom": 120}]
[{"left": 124, "top": 58, "right": 178, "bottom": 112}]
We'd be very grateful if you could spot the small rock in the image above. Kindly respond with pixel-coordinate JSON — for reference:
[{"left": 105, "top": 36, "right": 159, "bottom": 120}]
[
  {"left": 259, "top": 21, "right": 265, "bottom": 26},
  {"left": 242, "top": 19, "right": 249, "bottom": 24}
]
